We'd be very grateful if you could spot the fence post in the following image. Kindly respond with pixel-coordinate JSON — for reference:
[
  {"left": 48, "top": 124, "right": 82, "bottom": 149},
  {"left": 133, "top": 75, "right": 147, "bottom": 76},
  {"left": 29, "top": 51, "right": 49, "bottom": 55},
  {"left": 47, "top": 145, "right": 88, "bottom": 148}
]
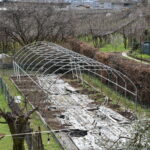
[{"left": 32, "top": 127, "right": 44, "bottom": 150}]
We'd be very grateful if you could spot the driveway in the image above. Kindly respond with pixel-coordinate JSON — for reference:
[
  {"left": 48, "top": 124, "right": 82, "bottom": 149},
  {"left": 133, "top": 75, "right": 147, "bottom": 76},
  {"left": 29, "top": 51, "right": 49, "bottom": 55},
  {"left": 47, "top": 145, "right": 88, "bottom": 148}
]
[{"left": 122, "top": 52, "right": 150, "bottom": 65}]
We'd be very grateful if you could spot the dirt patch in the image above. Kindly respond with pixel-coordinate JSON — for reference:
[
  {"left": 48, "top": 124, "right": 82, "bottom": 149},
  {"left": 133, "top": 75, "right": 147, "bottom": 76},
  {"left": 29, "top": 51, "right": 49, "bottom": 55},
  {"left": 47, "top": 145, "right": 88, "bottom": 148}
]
[
  {"left": 88, "top": 101, "right": 102, "bottom": 105},
  {"left": 108, "top": 103, "right": 120, "bottom": 110},
  {"left": 0, "top": 134, "right": 5, "bottom": 139},
  {"left": 11, "top": 76, "right": 65, "bottom": 130},
  {"left": 62, "top": 75, "right": 135, "bottom": 118},
  {"left": 118, "top": 110, "right": 137, "bottom": 121}
]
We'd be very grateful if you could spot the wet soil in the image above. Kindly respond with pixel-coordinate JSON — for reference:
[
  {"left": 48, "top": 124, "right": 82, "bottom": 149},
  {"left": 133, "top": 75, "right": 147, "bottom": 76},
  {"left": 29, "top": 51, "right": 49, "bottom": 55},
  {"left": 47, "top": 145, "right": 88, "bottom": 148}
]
[
  {"left": 11, "top": 76, "right": 65, "bottom": 130},
  {"left": 62, "top": 75, "right": 136, "bottom": 120}
]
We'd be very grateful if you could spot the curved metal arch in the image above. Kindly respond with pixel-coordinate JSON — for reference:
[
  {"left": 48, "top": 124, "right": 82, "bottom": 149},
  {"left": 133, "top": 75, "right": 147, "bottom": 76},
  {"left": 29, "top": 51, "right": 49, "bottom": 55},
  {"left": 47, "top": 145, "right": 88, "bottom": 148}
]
[
  {"left": 40, "top": 54, "right": 117, "bottom": 86},
  {"left": 38, "top": 42, "right": 106, "bottom": 69},
  {"left": 46, "top": 62, "right": 110, "bottom": 92},
  {"left": 23, "top": 43, "right": 71, "bottom": 73},
  {"left": 47, "top": 65, "right": 136, "bottom": 97},
  {"left": 22, "top": 47, "right": 52, "bottom": 70},
  {"left": 40, "top": 59, "right": 115, "bottom": 91},
  {"left": 113, "top": 69, "right": 137, "bottom": 93},
  {"left": 16, "top": 41, "right": 51, "bottom": 63},
  {"left": 52, "top": 42, "right": 110, "bottom": 70},
  {"left": 109, "top": 69, "right": 126, "bottom": 90},
  {"left": 14, "top": 42, "right": 36, "bottom": 59},
  {"left": 46, "top": 42, "right": 101, "bottom": 66},
  {"left": 28, "top": 49, "right": 62, "bottom": 73},
  {"left": 34, "top": 53, "right": 71, "bottom": 75},
  {"left": 41, "top": 58, "right": 71, "bottom": 75},
  {"left": 25, "top": 50, "right": 60, "bottom": 73},
  {"left": 47, "top": 67, "right": 81, "bottom": 92},
  {"left": 19, "top": 43, "right": 61, "bottom": 70},
  {"left": 15, "top": 42, "right": 42, "bottom": 62},
  {"left": 23, "top": 49, "right": 48, "bottom": 71},
  {"left": 27, "top": 51, "right": 61, "bottom": 72},
  {"left": 18, "top": 45, "right": 48, "bottom": 66},
  {"left": 14, "top": 41, "right": 138, "bottom": 100}
]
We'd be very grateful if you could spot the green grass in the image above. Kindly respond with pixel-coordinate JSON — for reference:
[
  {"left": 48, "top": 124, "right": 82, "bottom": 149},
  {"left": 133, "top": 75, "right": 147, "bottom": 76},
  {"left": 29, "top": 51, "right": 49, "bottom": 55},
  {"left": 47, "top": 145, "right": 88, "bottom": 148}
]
[
  {"left": 0, "top": 69, "right": 14, "bottom": 77},
  {"left": 0, "top": 94, "right": 10, "bottom": 111},
  {"left": 100, "top": 43, "right": 127, "bottom": 52},
  {"left": 0, "top": 118, "right": 13, "bottom": 150},
  {"left": 0, "top": 95, "right": 62, "bottom": 150},
  {"left": 0, "top": 69, "right": 20, "bottom": 97},
  {"left": 79, "top": 34, "right": 129, "bottom": 53},
  {"left": 3, "top": 76, "right": 22, "bottom": 97},
  {"left": 130, "top": 51, "right": 150, "bottom": 61},
  {"left": 82, "top": 74, "right": 150, "bottom": 118},
  {"left": 0, "top": 41, "right": 21, "bottom": 55},
  {"left": 79, "top": 35, "right": 95, "bottom": 47},
  {"left": 30, "top": 111, "right": 63, "bottom": 150},
  {"left": 0, "top": 94, "right": 13, "bottom": 150}
]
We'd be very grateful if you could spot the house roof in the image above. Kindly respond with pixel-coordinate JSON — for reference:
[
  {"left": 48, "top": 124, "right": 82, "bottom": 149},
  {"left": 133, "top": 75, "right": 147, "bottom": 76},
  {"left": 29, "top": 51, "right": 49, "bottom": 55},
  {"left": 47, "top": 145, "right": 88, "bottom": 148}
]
[{"left": 98, "top": 0, "right": 138, "bottom": 3}]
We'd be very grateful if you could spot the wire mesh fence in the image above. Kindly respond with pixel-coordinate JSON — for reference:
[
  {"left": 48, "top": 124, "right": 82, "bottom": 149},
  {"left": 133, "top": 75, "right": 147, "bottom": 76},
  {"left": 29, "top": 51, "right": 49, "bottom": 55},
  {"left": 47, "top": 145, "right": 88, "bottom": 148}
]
[
  {"left": 0, "top": 77, "right": 13, "bottom": 103},
  {"left": 0, "top": 77, "right": 63, "bottom": 150}
]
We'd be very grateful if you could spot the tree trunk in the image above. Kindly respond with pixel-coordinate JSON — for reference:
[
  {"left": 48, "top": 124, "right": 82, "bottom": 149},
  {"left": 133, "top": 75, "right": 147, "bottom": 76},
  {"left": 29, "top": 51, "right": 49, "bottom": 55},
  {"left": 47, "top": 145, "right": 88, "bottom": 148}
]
[
  {"left": 13, "top": 138, "right": 25, "bottom": 150},
  {"left": 123, "top": 34, "right": 127, "bottom": 49}
]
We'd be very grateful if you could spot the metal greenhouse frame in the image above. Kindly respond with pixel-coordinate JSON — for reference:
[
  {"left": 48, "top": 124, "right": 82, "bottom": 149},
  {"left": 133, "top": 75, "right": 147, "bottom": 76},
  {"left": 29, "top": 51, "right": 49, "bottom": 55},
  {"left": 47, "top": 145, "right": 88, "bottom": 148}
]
[{"left": 13, "top": 41, "right": 137, "bottom": 103}]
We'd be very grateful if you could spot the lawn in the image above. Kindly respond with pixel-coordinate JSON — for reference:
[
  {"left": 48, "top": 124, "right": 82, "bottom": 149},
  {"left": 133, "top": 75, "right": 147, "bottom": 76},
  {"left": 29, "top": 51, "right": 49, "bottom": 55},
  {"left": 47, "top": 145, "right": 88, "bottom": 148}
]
[
  {"left": 0, "top": 69, "right": 63, "bottom": 150},
  {"left": 100, "top": 43, "right": 127, "bottom": 52},
  {"left": 0, "top": 118, "right": 13, "bottom": 150},
  {"left": 0, "top": 94, "right": 13, "bottom": 150}
]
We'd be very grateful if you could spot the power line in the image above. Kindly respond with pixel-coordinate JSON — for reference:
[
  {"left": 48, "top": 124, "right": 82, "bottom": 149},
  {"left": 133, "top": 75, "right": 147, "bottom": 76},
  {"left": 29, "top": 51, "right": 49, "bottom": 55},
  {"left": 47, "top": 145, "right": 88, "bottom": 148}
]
[{"left": 2, "top": 128, "right": 71, "bottom": 137}]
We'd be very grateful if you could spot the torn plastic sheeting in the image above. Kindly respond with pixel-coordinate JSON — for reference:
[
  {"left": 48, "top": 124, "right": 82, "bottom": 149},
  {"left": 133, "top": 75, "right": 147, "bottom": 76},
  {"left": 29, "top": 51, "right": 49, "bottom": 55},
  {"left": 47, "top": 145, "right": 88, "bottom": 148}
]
[{"left": 37, "top": 75, "right": 132, "bottom": 150}]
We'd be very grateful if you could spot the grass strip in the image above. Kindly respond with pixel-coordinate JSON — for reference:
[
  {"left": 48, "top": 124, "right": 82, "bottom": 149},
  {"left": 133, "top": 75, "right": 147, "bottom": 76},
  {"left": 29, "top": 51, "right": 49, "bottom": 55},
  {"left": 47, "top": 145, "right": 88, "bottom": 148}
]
[{"left": 82, "top": 74, "right": 150, "bottom": 118}]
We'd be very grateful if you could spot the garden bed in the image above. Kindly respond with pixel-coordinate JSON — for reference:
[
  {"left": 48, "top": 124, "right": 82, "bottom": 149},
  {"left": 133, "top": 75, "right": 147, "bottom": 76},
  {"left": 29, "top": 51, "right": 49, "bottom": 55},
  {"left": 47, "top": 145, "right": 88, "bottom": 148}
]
[{"left": 11, "top": 74, "right": 135, "bottom": 150}]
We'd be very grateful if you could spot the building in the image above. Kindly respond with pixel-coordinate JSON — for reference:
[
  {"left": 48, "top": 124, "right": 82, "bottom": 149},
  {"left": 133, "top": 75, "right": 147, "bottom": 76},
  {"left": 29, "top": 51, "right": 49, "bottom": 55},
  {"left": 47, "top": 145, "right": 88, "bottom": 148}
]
[
  {"left": 142, "top": 42, "right": 150, "bottom": 55},
  {"left": 70, "top": 0, "right": 139, "bottom": 10},
  {"left": 2, "top": 0, "right": 142, "bottom": 10},
  {"left": 98, "top": 0, "right": 139, "bottom": 10}
]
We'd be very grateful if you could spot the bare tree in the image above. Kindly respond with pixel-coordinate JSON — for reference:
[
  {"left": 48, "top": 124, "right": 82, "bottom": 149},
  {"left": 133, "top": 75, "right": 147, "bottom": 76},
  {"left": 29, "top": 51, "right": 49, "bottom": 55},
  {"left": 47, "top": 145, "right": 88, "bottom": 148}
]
[
  {"left": 0, "top": 3, "right": 74, "bottom": 46},
  {"left": 0, "top": 100, "right": 37, "bottom": 150}
]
